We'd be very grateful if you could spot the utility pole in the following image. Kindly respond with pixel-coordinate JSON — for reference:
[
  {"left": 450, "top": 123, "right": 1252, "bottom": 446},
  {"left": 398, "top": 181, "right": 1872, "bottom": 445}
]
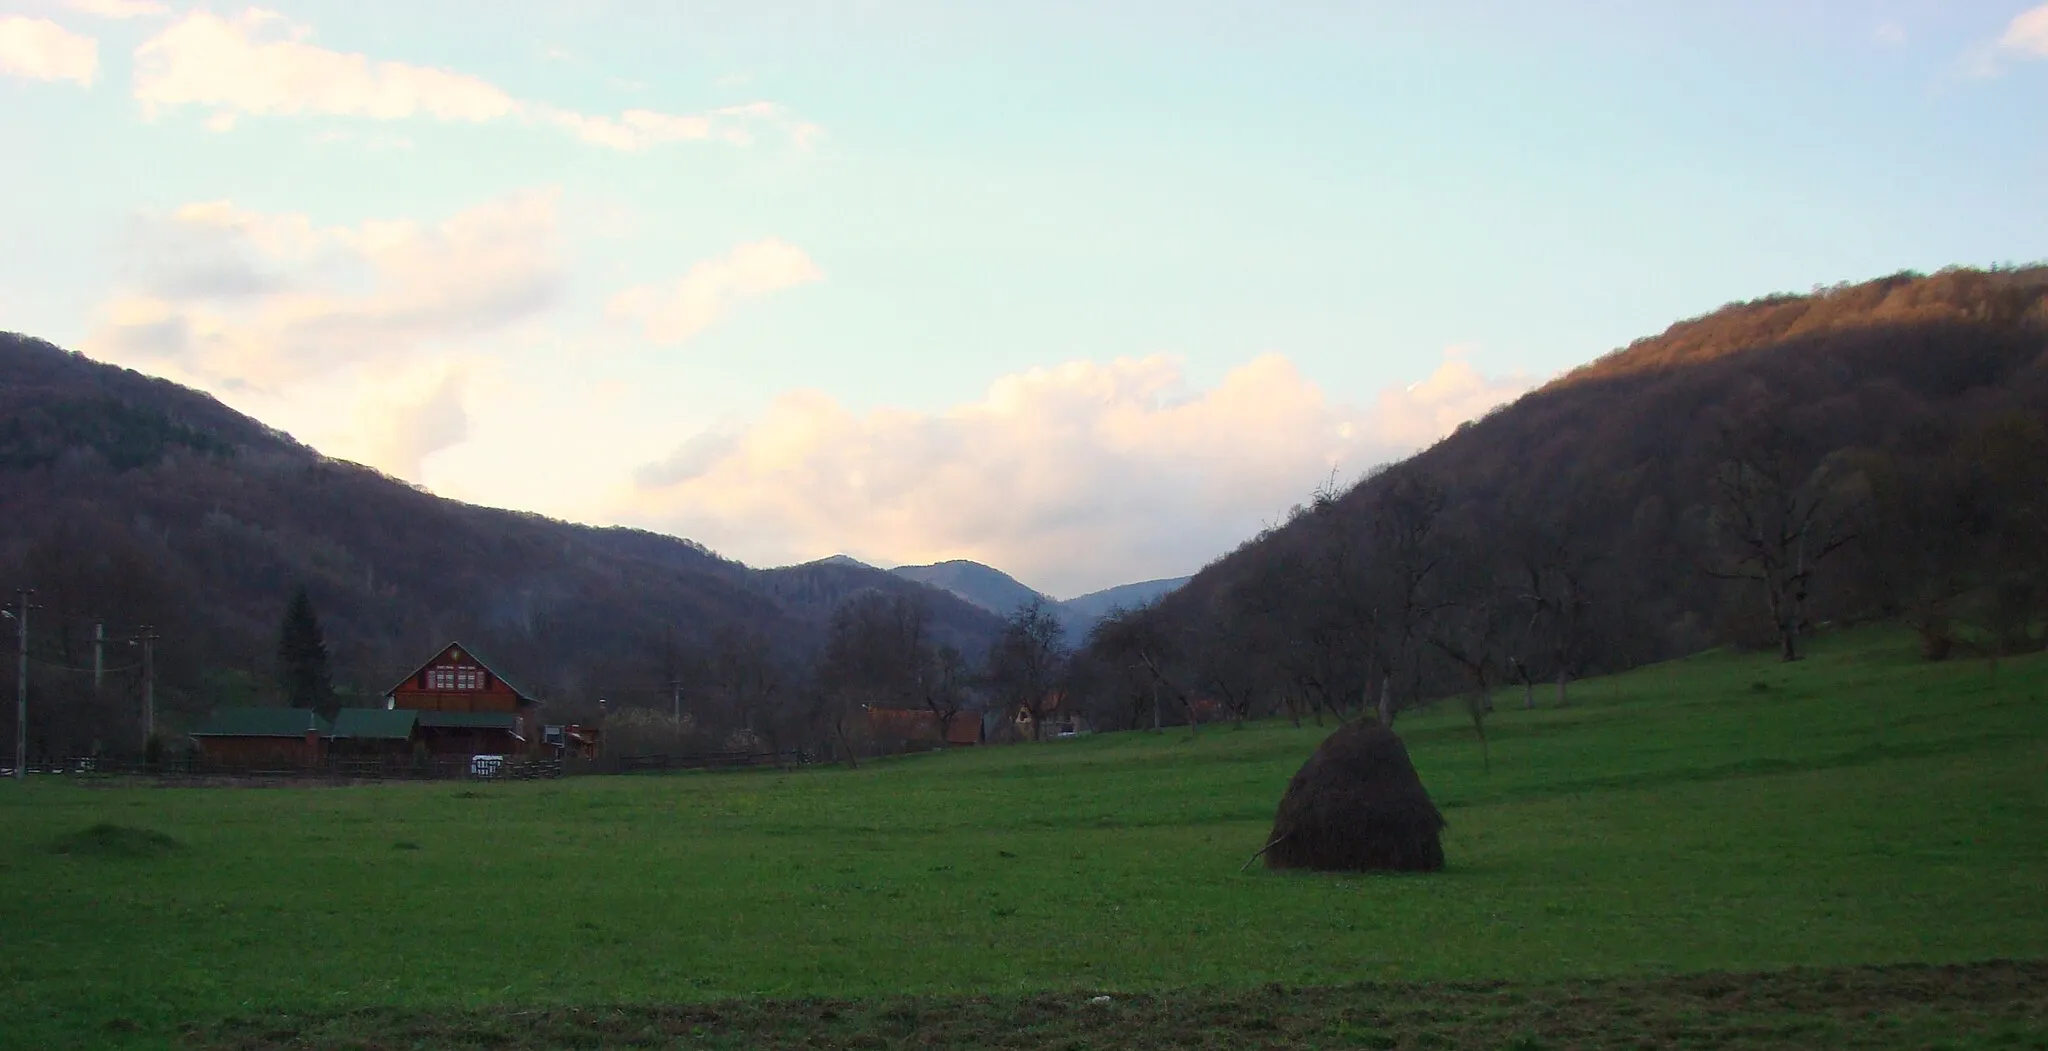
[
  {"left": 13, "top": 590, "right": 29, "bottom": 780},
  {"left": 92, "top": 622, "right": 104, "bottom": 693},
  {"left": 140, "top": 626, "right": 156, "bottom": 742}
]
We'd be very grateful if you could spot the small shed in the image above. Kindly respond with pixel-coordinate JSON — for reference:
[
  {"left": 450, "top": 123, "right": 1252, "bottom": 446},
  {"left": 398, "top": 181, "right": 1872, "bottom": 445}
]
[{"left": 190, "top": 708, "right": 330, "bottom": 766}]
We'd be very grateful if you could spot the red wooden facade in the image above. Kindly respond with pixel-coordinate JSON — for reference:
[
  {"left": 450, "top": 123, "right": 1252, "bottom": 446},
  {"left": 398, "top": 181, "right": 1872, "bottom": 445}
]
[
  {"left": 385, "top": 643, "right": 536, "bottom": 755},
  {"left": 196, "top": 731, "right": 325, "bottom": 767}
]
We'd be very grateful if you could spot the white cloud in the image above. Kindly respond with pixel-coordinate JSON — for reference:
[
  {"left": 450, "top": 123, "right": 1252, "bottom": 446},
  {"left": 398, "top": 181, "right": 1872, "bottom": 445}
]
[
  {"left": 66, "top": 0, "right": 168, "bottom": 19},
  {"left": 133, "top": 9, "right": 518, "bottom": 122},
  {"left": 1874, "top": 22, "right": 1906, "bottom": 46},
  {"left": 85, "top": 189, "right": 563, "bottom": 394},
  {"left": 0, "top": 15, "right": 98, "bottom": 85},
  {"left": 619, "top": 352, "right": 1533, "bottom": 596},
  {"left": 130, "top": 8, "right": 813, "bottom": 150},
  {"left": 609, "top": 238, "right": 823, "bottom": 344},
  {"left": 1999, "top": 3, "right": 2048, "bottom": 56}
]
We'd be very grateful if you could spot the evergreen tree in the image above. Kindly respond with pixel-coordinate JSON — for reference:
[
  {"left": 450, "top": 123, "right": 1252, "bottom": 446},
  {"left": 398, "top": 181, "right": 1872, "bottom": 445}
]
[{"left": 278, "top": 585, "right": 335, "bottom": 715}]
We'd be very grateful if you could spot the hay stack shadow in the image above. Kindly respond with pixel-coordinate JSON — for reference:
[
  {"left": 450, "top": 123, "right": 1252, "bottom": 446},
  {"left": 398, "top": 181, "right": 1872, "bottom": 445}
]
[{"left": 1262, "top": 720, "right": 1445, "bottom": 872}]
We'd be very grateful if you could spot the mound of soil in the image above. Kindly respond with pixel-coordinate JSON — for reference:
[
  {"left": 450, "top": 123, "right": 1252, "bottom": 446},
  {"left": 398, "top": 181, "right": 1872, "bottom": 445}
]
[{"left": 48, "top": 823, "right": 182, "bottom": 859}]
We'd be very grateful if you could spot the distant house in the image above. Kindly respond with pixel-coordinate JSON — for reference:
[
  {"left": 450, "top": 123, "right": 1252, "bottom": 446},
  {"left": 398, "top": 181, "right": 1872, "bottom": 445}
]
[
  {"left": 1011, "top": 692, "right": 1087, "bottom": 739},
  {"left": 541, "top": 723, "right": 600, "bottom": 760},
  {"left": 865, "top": 706, "right": 984, "bottom": 748},
  {"left": 190, "top": 708, "right": 330, "bottom": 766},
  {"left": 384, "top": 643, "right": 536, "bottom": 756},
  {"left": 186, "top": 646, "right": 583, "bottom": 768}
]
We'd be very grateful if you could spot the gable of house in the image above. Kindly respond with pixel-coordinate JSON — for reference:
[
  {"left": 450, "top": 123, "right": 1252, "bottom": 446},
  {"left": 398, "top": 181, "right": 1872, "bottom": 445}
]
[{"left": 386, "top": 642, "right": 530, "bottom": 714}]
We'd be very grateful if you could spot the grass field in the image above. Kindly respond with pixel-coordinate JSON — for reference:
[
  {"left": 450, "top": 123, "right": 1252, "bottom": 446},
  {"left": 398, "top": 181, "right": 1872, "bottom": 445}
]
[{"left": 1, "top": 627, "right": 2044, "bottom": 1049}]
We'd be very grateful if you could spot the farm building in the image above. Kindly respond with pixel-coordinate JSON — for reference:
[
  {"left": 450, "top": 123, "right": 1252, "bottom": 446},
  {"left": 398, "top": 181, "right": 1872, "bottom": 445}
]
[
  {"left": 542, "top": 723, "right": 601, "bottom": 759},
  {"left": 384, "top": 643, "right": 536, "bottom": 756},
  {"left": 189, "top": 708, "right": 330, "bottom": 766},
  {"left": 1011, "top": 692, "right": 1088, "bottom": 739},
  {"left": 327, "top": 708, "right": 420, "bottom": 757}
]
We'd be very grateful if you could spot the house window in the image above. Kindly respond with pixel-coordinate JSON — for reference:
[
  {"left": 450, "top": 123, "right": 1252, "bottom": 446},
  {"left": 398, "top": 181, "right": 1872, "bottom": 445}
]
[{"left": 428, "top": 666, "right": 482, "bottom": 690}]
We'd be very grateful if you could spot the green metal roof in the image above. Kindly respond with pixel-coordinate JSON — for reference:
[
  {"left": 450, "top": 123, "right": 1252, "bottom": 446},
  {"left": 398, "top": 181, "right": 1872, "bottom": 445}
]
[
  {"left": 190, "top": 708, "right": 331, "bottom": 737},
  {"left": 329, "top": 708, "right": 419, "bottom": 740},
  {"left": 414, "top": 711, "right": 520, "bottom": 731}
]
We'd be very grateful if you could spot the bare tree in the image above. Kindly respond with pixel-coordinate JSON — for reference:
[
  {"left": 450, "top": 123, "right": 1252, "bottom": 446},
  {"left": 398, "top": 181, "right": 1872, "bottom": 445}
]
[
  {"left": 986, "top": 598, "right": 1067, "bottom": 741},
  {"left": 816, "top": 591, "right": 936, "bottom": 765},
  {"left": 920, "top": 642, "right": 970, "bottom": 741},
  {"left": 1504, "top": 504, "right": 1597, "bottom": 708},
  {"left": 706, "top": 627, "right": 789, "bottom": 752},
  {"left": 1366, "top": 466, "right": 1448, "bottom": 725},
  {"left": 1427, "top": 539, "right": 1509, "bottom": 771},
  {"left": 1089, "top": 604, "right": 1205, "bottom": 738},
  {"left": 1704, "top": 418, "right": 1858, "bottom": 662}
]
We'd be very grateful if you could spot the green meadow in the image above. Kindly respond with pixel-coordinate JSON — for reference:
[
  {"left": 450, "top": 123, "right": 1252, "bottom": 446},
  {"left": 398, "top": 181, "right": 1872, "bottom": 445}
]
[{"left": 2, "top": 627, "right": 2045, "bottom": 1049}]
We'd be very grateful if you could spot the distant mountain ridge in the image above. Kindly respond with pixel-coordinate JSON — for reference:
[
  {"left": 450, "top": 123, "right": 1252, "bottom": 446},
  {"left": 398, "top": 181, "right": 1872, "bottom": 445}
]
[
  {"left": 812, "top": 557, "right": 1190, "bottom": 641},
  {"left": 1060, "top": 577, "right": 1192, "bottom": 619}
]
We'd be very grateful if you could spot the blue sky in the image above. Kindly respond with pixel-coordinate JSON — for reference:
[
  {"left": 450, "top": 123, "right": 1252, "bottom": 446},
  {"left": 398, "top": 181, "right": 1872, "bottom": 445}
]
[{"left": 2, "top": 0, "right": 2045, "bottom": 595}]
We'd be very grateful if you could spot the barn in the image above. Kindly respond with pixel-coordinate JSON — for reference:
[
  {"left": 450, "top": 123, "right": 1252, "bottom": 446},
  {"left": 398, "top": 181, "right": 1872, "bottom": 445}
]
[
  {"left": 189, "top": 708, "right": 330, "bottom": 766},
  {"left": 327, "top": 708, "right": 419, "bottom": 757},
  {"left": 384, "top": 643, "right": 536, "bottom": 757}
]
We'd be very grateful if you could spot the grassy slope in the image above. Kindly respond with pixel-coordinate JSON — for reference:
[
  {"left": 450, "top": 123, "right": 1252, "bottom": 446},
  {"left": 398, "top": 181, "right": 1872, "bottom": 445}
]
[{"left": 0, "top": 628, "right": 2044, "bottom": 1049}]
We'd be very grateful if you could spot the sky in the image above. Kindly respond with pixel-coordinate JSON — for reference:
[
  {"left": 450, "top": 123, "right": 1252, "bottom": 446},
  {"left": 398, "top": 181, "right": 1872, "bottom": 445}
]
[{"left": 2, "top": 1, "right": 2046, "bottom": 598}]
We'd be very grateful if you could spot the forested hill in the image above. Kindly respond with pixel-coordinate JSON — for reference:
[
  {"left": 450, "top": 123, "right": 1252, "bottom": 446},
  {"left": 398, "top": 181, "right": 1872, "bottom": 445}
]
[
  {"left": 0, "top": 334, "right": 1004, "bottom": 752},
  {"left": 1077, "top": 267, "right": 2048, "bottom": 728}
]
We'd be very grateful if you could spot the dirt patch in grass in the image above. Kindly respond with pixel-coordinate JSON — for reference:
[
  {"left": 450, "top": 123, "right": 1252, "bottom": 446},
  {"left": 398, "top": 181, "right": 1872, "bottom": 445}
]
[
  {"left": 195, "top": 959, "right": 2048, "bottom": 1051},
  {"left": 48, "top": 823, "right": 182, "bottom": 859}
]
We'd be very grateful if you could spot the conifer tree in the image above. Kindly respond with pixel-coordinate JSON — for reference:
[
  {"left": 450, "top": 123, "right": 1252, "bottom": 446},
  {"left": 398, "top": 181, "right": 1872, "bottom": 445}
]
[{"left": 278, "top": 585, "right": 335, "bottom": 715}]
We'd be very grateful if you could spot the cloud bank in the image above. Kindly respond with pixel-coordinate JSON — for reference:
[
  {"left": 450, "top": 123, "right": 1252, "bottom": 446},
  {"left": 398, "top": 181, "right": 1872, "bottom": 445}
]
[
  {"left": 67, "top": 0, "right": 170, "bottom": 19},
  {"left": 0, "top": 16, "right": 98, "bottom": 85},
  {"left": 2001, "top": 3, "right": 2048, "bottom": 56},
  {"left": 87, "top": 189, "right": 563, "bottom": 393},
  {"left": 131, "top": 8, "right": 815, "bottom": 149},
  {"left": 621, "top": 353, "right": 1535, "bottom": 597}
]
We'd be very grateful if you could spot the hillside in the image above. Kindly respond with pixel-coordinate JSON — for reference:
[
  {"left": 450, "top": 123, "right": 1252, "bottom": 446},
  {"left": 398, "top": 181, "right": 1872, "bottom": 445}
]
[
  {"left": 889, "top": 560, "right": 1049, "bottom": 617},
  {"left": 0, "top": 334, "right": 1006, "bottom": 752},
  {"left": 1078, "top": 267, "right": 2048, "bottom": 727},
  {"left": 1061, "top": 576, "right": 1191, "bottom": 619}
]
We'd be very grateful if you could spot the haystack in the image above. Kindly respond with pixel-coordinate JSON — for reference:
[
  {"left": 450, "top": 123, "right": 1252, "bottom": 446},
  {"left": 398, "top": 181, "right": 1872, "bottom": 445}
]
[{"left": 1262, "top": 720, "right": 1445, "bottom": 872}]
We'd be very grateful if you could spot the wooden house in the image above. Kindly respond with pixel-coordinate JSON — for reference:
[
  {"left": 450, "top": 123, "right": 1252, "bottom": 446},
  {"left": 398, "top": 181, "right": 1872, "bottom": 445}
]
[
  {"left": 1011, "top": 691, "right": 1087, "bottom": 739},
  {"left": 190, "top": 708, "right": 330, "bottom": 766},
  {"left": 385, "top": 643, "right": 535, "bottom": 756}
]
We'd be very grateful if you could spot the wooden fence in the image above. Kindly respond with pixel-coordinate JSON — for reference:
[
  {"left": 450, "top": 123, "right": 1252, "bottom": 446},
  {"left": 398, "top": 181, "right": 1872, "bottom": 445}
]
[
  {"left": 600, "top": 749, "right": 815, "bottom": 773},
  {"left": 11, "top": 750, "right": 816, "bottom": 783},
  {"left": 17, "top": 755, "right": 565, "bottom": 783}
]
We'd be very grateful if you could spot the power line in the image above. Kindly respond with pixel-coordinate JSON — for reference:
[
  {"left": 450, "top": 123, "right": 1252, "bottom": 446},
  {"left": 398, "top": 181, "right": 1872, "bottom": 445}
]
[{"left": 24, "top": 655, "right": 143, "bottom": 674}]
